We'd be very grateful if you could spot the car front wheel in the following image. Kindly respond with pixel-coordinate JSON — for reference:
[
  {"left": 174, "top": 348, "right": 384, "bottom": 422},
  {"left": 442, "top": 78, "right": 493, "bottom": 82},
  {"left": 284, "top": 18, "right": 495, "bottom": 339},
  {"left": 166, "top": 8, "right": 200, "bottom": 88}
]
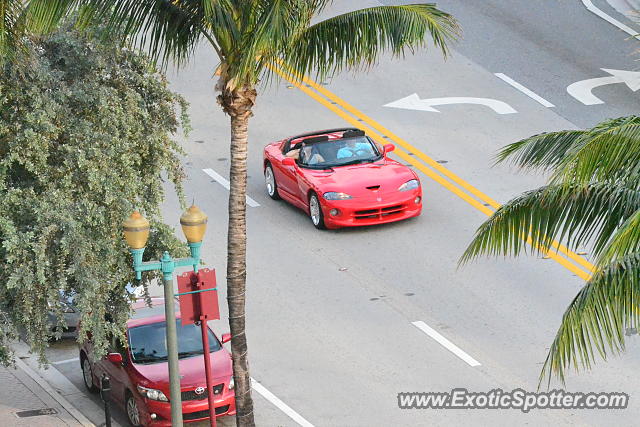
[
  {"left": 126, "top": 392, "right": 142, "bottom": 426},
  {"left": 309, "top": 192, "right": 326, "bottom": 229}
]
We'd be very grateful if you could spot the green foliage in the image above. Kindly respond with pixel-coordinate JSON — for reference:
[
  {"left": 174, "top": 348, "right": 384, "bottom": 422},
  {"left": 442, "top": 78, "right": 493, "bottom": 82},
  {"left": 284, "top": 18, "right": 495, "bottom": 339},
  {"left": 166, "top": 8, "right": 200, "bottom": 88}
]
[
  {"left": 461, "top": 116, "right": 640, "bottom": 384},
  {"left": 0, "top": 26, "right": 190, "bottom": 365}
]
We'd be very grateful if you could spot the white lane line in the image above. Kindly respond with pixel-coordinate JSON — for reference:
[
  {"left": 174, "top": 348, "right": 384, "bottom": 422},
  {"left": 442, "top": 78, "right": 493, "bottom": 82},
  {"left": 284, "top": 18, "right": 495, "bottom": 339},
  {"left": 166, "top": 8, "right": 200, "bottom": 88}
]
[
  {"left": 203, "top": 168, "right": 260, "bottom": 207},
  {"left": 581, "top": 0, "right": 640, "bottom": 39},
  {"left": 494, "top": 73, "right": 555, "bottom": 108},
  {"left": 251, "top": 377, "right": 314, "bottom": 427},
  {"left": 52, "top": 357, "right": 80, "bottom": 365},
  {"left": 411, "top": 321, "right": 481, "bottom": 367}
]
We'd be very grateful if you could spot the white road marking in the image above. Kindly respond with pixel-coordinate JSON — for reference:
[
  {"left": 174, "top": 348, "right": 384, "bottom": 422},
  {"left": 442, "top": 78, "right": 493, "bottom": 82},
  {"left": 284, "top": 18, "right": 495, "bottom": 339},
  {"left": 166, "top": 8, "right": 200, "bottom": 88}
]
[
  {"left": 411, "top": 321, "right": 481, "bottom": 367},
  {"left": 567, "top": 68, "right": 640, "bottom": 105},
  {"left": 250, "top": 377, "right": 314, "bottom": 427},
  {"left": 203, "top": 168, "right": 260, "bottom": 207},
  {"left": 607, "top": 0, "right": 640, "bottom": 24},
  {"left": 494, "top": 73, "right": 555, "bottom": 107},
  {"left": 384, "top": 93, "right": 517, "bottom": 114},
  {"left": 52, "top": 357, "right": 80, "bottom": 365},
  {"left": 581, "top": 0, "right": 640, "bottom": 40}
]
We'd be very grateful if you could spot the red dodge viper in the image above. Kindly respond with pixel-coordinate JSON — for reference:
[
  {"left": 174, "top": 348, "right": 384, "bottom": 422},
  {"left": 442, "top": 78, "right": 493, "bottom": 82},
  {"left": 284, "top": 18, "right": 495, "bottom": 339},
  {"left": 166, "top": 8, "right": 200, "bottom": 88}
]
[{"left": 262, "top": 128, "right": 422, "bottom": 229}]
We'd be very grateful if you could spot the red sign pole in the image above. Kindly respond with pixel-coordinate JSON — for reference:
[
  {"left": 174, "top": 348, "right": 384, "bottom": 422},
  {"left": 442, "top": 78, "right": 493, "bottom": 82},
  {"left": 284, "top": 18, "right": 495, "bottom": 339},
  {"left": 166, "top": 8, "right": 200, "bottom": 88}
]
[
  {"left": 177, "top": 269, "right": 220, "bottom": 427},
  {"left": 199, "top": 312, "right": 217, "bottom": 427}
]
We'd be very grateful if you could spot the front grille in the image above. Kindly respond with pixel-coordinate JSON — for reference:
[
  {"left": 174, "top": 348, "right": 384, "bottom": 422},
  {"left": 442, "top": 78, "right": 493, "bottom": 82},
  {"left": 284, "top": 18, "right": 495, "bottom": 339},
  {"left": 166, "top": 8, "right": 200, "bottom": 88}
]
[
  {"left": 181, "top": 384, "right": 224, "bottom": 401},
  {"left": 354, "top": 204, "right": 404, "bottom": 220},
  {"left": 182, "top": 405, "right": 230, "bottom": 421}
]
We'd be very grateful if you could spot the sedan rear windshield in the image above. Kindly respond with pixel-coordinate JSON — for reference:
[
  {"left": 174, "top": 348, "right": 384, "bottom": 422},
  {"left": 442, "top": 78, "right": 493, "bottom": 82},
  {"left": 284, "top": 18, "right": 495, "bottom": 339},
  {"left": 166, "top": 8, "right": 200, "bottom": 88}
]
[{"left": 128, "top": 320, "right": 221, "bottom": 364}]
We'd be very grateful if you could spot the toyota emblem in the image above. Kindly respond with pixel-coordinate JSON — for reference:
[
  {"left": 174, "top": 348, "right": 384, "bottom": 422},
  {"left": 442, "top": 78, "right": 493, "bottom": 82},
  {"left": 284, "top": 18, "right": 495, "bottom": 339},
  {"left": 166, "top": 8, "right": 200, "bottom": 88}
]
[{"left": 194, "top": 386, "right": 205, "bottom": 395}]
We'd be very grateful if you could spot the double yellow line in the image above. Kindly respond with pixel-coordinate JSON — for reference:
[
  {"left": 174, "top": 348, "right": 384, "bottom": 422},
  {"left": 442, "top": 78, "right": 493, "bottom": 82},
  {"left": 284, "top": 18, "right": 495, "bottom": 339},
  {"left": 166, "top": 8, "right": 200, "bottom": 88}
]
[{"left": 270, "top": 63, "right": 595, "bottom": 281}]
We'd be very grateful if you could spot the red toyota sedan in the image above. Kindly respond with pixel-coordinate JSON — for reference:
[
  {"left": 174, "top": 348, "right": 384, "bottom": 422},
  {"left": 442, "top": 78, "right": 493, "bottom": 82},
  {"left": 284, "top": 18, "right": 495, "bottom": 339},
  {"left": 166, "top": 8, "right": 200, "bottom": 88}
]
[
  {"left": 263, "top": 128, "right": 422, "bottom": 229},
  {"left": 79, "top": 298, "right": 236, "bottom": 426}
]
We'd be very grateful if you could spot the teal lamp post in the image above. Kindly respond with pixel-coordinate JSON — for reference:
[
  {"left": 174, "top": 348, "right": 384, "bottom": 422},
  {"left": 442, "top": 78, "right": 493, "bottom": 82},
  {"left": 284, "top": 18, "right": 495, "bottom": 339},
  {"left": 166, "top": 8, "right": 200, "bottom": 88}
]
[{"left": 123, "top": 206, "right": 208, "bottom": 426}]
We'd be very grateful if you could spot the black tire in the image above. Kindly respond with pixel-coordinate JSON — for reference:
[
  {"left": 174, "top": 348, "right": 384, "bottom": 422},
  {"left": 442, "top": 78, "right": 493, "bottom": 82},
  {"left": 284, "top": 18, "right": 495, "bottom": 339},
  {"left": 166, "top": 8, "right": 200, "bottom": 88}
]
[
  {"left": 80, "top": 353, "right": 98, "bottom": 393},
  {"left": 126, "top": 391, "right": 142, "bottom": 427},
  {"left": 308, "top": 192, "right": 326, "bottom": 229},
  {"left": 264, "top": 163, "right": 281, "bottom": 200}
]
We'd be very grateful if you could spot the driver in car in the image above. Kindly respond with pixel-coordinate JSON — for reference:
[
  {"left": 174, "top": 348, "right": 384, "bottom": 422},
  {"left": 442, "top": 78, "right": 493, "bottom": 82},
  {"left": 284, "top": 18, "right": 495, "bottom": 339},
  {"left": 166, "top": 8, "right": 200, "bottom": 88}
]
[
  {"left": 302, "top": 144, "right": 324, "bottom": 165},
  {"left": 337, "top": 138, "right": 373, "bottom": 159}
]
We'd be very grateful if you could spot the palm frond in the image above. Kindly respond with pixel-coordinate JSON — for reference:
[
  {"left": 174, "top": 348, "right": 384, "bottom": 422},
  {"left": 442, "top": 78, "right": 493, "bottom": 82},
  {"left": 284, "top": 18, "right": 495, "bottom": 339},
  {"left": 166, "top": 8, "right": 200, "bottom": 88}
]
[
  {"left": 540, "top": 253, "right": 640, "bottom": 385},
  {"left": 235, "top": 0, "right": 291, "bottom": 82},
  {"left": 24, "top": 0, "right": 82, "bottom": 33},
  {"left": 63, "top": 0, "right": 209, "bottom": 68},
  {"left": 124, "top": 0, "right": 207, "bottom": 67},
  {"left": 495, "top": 129, "right": 587, "bottom": 171},
  {"left": 0, "top": 0, "right": 29, "bottom": 63},
  {"left": 551, "top": 116, "right": 640, "bottom": 185},
  {"left": 284, "top": 3, "right": 459, "bottom": 80},
  {"left": 460, "top": 182, "right": 640, "bottom": 265},
  {"left": 598, "top": 209, "right": 640, "bottom": 266}
]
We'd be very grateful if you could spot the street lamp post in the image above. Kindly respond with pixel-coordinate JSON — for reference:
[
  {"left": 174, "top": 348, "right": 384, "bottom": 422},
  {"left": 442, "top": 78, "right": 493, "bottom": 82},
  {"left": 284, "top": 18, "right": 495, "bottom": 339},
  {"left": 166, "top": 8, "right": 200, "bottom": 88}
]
[{"left": 123, "top": 206, "right": 208, "bottom": 427}]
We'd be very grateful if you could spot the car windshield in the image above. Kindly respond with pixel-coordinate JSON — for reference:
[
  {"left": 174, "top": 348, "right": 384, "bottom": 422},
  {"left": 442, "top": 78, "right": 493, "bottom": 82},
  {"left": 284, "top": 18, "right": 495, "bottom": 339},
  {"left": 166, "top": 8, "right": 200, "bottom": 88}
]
[
  {"left": 128, "top": 320, "right": 221, "bottom": 364},
  {"left": 299, "top": 136, "right": 381, "bottom": 168}
]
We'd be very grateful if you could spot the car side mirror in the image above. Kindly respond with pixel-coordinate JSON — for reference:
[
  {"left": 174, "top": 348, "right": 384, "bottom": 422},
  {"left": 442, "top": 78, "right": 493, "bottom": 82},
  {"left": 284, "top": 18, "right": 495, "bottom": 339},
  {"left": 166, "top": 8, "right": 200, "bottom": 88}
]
[
  {"left": 221, "top": 333, "right": 232, "bottom": 344},
  {"left": 107, "top": 353, "right": 123, "bottom": 365},
  {"left": 383, "top": 144, "right": 395, "bottom": 154},
  {"left": 282, "top": 157, "right": 295, "bottom": 167}
]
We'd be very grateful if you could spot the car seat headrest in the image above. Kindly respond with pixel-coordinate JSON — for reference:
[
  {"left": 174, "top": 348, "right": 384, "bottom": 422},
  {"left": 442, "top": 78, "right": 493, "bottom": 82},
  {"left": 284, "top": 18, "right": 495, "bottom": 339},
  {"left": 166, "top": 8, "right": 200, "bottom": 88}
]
[
  {"left": 342, "top": 129, "right": 365, "bottom": 138},
  {"left": 303, "top": 135, "right": 329, "bottom": 144}
]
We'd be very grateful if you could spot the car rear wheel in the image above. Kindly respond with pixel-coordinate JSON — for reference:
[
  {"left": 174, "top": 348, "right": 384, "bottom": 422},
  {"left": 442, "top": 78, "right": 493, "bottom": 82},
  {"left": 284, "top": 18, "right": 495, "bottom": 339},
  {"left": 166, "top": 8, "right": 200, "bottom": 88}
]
[
  {"left": 264, "top": 163, "right": 280, "bottom": 200},
  {"left": 309, "top": 192, "right": 325, "bottom": 229},
  {"left": 81, "top": 354, "right": 97, "bottom": 393},
  {"left": 126, "top": 392, "right": 142, "bottom": 426}
]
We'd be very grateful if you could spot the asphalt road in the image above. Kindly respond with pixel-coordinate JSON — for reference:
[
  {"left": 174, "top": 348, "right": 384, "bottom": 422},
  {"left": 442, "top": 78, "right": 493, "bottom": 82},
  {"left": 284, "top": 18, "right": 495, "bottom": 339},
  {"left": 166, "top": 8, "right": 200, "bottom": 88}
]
[{"left": 45, "top": 1, "right": 640, "bottom": 426}]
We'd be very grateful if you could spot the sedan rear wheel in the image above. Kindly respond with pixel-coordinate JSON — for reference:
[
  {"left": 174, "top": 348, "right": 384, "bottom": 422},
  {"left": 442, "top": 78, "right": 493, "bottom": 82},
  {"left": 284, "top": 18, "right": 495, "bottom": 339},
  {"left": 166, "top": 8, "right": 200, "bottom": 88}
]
[
  {"left": 309, "top": 192, "right": 325, "bottom": 230},
  {"left": 264, "top": 164, "right": 280, "bottom": 200}
]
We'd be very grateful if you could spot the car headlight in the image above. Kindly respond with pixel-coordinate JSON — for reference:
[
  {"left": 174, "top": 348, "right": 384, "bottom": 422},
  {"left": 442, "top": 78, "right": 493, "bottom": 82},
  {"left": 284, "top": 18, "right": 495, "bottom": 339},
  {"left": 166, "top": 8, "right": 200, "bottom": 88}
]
[
  {"left": 398, "top": 179, "right": 419, "bottom": 191},
  {"left": 323, "top": 192, "right": 352, "bottom": 200},
  {"left": 137, "top": 385, "right": 169, "bottom": 401},
  {"left": 229, "top": 376, "right": 235, "bottom": 390}
]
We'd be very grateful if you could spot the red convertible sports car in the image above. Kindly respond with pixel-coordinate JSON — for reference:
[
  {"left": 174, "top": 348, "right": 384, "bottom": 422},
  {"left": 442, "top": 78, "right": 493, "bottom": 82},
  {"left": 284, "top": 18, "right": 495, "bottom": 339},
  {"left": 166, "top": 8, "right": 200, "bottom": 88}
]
[{"left": 263, "top": 128, "right": 422, "bottom": 229}]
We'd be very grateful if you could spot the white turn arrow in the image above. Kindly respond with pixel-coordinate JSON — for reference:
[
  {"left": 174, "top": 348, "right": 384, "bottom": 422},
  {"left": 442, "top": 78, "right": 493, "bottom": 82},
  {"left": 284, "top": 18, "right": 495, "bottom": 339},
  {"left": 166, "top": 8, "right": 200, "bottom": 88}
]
[
  {"left": 384, "top": 94, "right": 517, "bottom": 115},
  {"left": 567, "top": 68, "right": 640, "bottom": 105}
]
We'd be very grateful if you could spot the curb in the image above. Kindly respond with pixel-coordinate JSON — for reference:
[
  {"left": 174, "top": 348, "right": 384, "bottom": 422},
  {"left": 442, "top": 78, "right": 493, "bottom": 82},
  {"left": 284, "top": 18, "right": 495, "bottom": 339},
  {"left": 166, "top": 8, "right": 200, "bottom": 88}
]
[{"left": 14, "top": 356, "right": 95, "bottom": 427}]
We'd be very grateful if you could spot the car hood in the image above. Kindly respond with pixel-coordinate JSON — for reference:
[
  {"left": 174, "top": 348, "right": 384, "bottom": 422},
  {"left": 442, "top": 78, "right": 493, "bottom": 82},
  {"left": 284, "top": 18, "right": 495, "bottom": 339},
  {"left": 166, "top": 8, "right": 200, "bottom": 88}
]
[
  {"left": 304, "top": 161, "right": 417, "bottom": 195},
  {"left": 133, "top": 349, "right": 232, "bottom": 391}
]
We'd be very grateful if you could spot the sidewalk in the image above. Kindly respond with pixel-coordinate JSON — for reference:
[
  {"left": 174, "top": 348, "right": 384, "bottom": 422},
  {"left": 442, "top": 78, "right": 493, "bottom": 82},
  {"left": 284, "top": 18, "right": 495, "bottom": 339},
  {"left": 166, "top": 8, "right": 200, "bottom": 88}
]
[{"left": 0, "top": 362, "right": 83, "bottom": 426}]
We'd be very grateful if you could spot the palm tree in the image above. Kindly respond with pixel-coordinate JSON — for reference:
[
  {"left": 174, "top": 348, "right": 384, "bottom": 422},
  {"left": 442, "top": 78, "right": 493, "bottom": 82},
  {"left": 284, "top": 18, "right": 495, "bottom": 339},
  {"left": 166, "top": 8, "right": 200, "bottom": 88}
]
[
  {"left": 21, "top": 1, "right": 459, "bottom": 424},
  {"left": 461, "top": 115, "right": 640, "bottom": 385}
]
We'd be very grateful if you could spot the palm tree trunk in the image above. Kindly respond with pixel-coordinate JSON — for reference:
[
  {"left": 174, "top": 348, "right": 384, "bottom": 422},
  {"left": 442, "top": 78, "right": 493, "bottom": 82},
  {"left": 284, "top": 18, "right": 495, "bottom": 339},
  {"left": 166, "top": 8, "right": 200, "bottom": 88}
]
[{"left": 219, "top": 85, "right": 257, "bottom": 427}]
